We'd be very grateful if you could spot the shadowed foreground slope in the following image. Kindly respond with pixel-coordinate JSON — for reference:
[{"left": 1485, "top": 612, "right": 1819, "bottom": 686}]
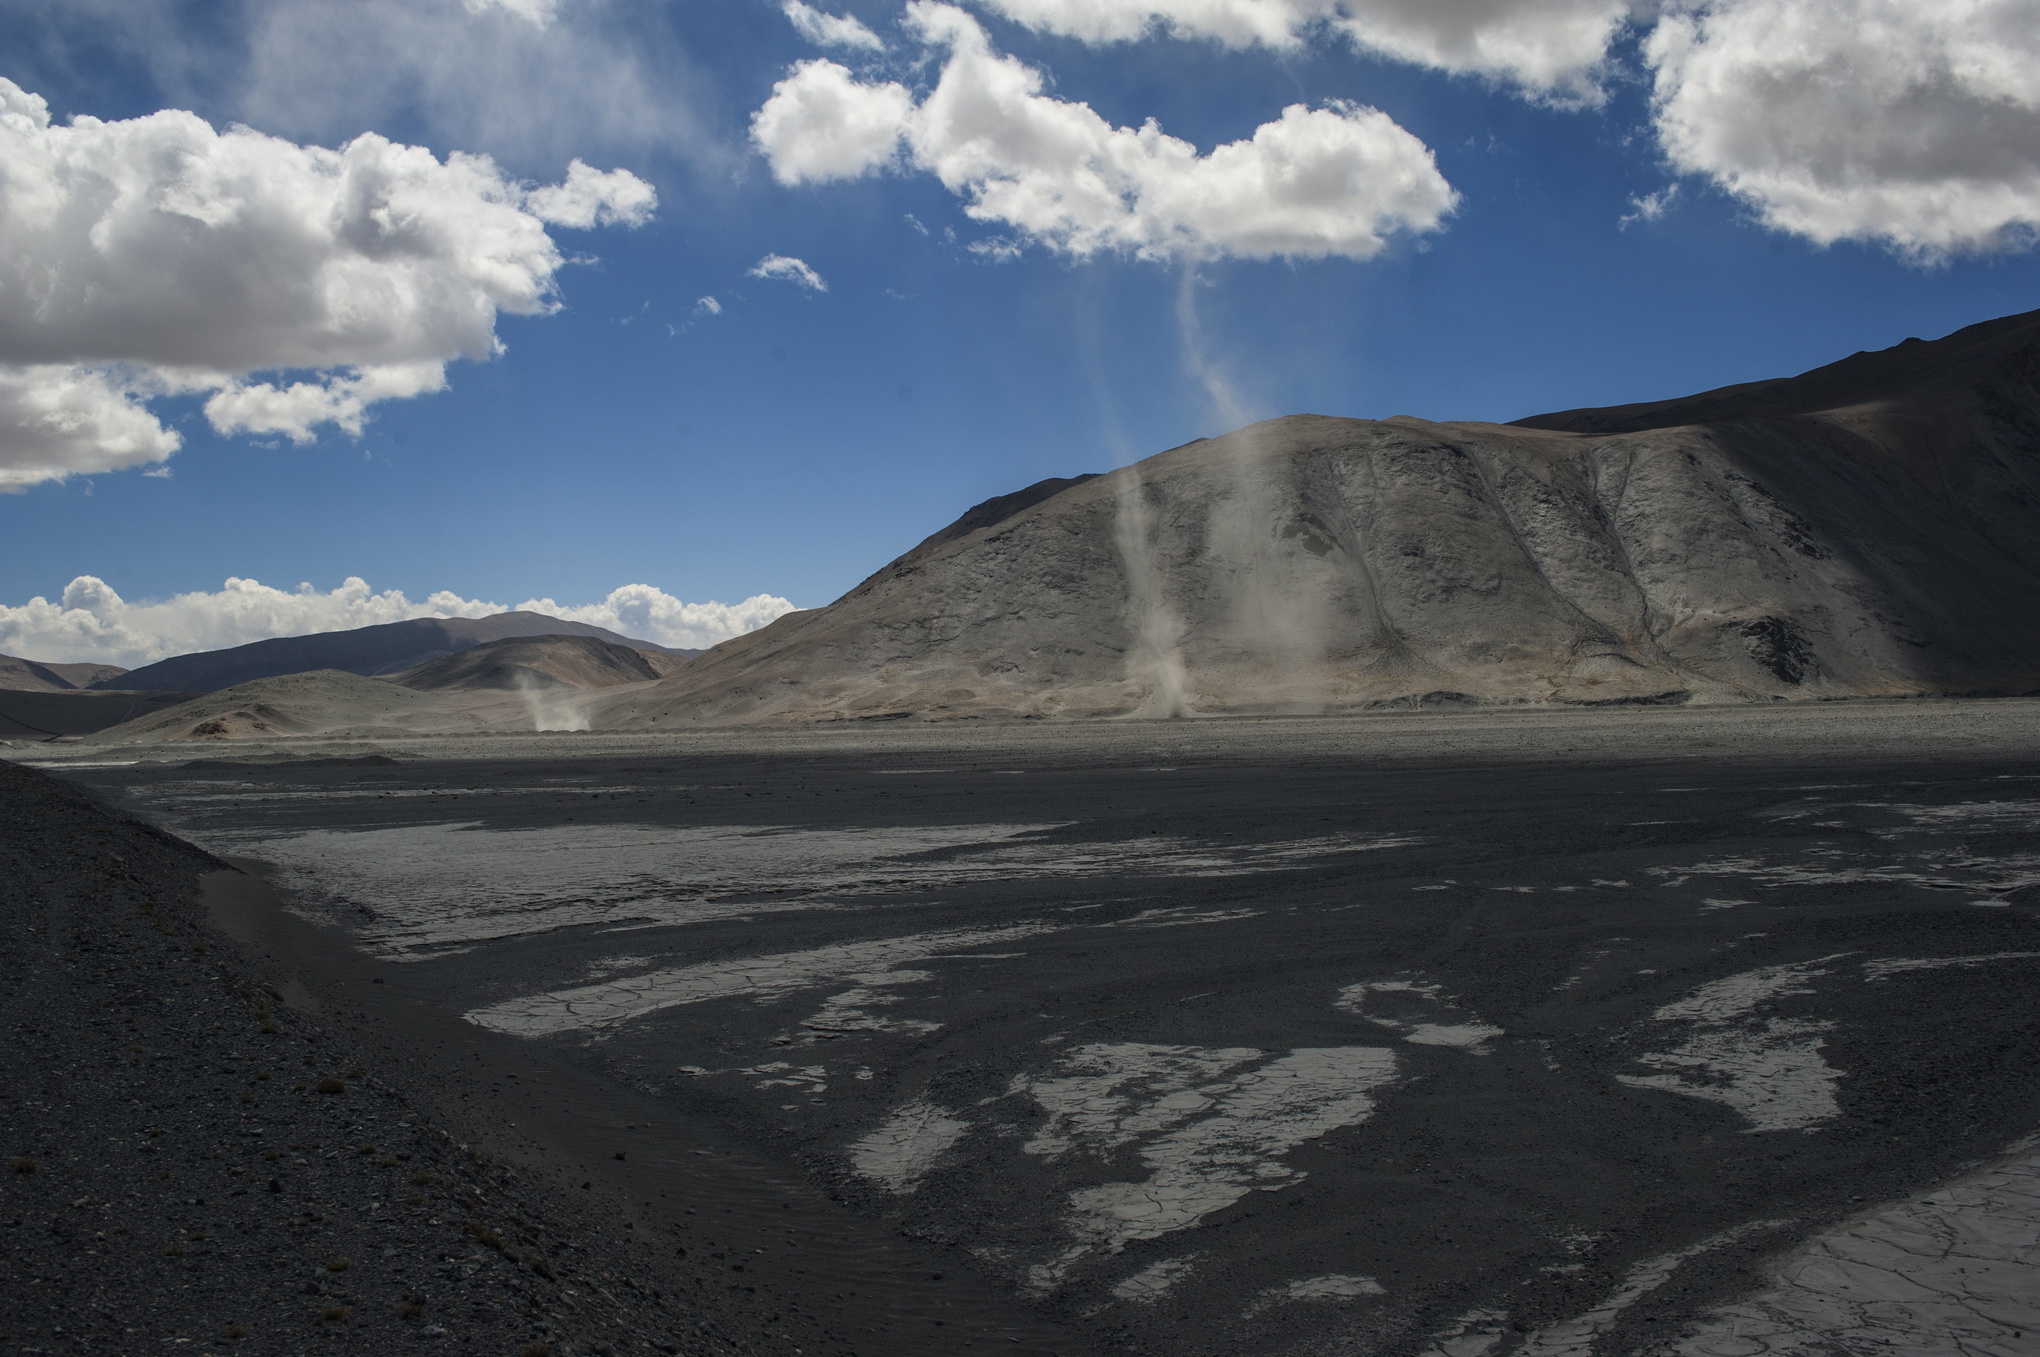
[{"left": 599, "top": 310, "right": 2040, "bottom": 726}]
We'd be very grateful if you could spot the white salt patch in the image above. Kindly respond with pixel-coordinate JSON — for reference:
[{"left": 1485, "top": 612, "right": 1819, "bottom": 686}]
[
  {"left": 1617, "top": 961, "right": 1845, "bottom": 1133},
  {"left": 1021, "top": 1043, "right": 1261, "bottom": 1160},
  {"left": 1337, "top": 979, "right": 1503, "bottom": 1051},
  {"left": 205, "top": 819, "right": 1410, "bottom": 960},
  {"left": 1027, "top": 1046, "right": 1399, "bottom": 1289},
  {"left": 1104, "top": 906, "right": 1265, "bottom": 928},
  {"left": 1404, "top": 1023, "right": 1506, "bottom": 1048},
  {"left": 1863, "top": 951, "right": 2040, "bottom": 981},
  {"left": 1673, "top": 1141, "right": 2040, "bottom": 1356},
  {"left": 580, "top": 954, "right": 652, "bottom": 979},
  {"left": 1647, "top": 847, "right": 2040, "bottom": 900},
  {"left": 1244, "top": 1272, "right": 1385, "bottom": 1315},
  {"left": 742, "top": 1062, "right": 828, "bottom": 1093},
  {"left": 798, "top": 970, "right": 943, "bottom": 1038},
  {"left": 1517, "top": 1218, "right": 1789, "bottom": 1355},
  {"left": 1111, "top": 1255, "right": 1200, "bottom": 1302},
  {"left": 1422, "top": 1308, "right": 1510, "bottom": 1357},
  {"left": 849, "top": 1099, "right": 967, "bottom": 1192},
  {"left": 466, "top": 923, "right": 1056, "bottom": 1037}
]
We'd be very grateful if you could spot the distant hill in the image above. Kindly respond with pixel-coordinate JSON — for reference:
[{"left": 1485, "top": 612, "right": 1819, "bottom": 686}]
[
  {"left": 0, "top": 653, "right": 130, "bottom": 692},
  {"left": 388, "top": 634, "right": 677, "bottom": 692},
  {"left": 104, "top": 612, "right": 699, "bottom": 693},
  {"left": 0, "top": 688, "right": 200, "bottom": 741}
]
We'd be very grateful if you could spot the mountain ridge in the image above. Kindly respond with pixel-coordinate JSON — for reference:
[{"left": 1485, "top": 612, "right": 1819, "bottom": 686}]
[
  {"left": 104, "top": 612, "right": 697, "bottom": 693},
  {"left": 592, "top": 307, "right": 2040, "bottom": 727}
]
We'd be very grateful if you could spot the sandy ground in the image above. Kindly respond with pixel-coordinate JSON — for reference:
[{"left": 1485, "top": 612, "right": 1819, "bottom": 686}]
[{"left": 19, "top": 698, "right": 2040, "bottom": 1357}]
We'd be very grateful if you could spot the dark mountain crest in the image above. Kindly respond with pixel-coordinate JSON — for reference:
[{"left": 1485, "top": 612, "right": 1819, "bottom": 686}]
[{"left": 108, "top": 611, "right": 695, "bottom": 694}]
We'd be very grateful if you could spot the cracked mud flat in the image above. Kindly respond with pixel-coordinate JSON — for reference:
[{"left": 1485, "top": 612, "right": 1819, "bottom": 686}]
[{"left": 41, "top": 707, "right": 2040, "bottom": 1357}]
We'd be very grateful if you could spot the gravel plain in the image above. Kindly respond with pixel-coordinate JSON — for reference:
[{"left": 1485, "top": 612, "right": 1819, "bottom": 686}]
[{"left": 13, "top": 698, "right": 2040, "bottom": 1357}]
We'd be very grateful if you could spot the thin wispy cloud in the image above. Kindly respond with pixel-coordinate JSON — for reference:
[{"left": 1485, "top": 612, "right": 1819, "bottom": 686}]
[
  {"left": 749, "top": 254, "right": 831, "bottom": 291},
  {"left": 783, "top": 0, "right": 887, "bottom": 50}
]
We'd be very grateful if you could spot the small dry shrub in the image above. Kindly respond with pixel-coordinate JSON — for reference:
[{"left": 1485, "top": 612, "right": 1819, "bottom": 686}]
[
  {"left": 238, "top": 1093, "right": 253, "bottom": 1105},
  {"left": 324, "top": 1257, "right": 350, "bottom": 1272},
  {"left": 462, "top": 1220, "right": 505, "bottom": 1252},
  {"left": 314, "top": 1078, "right": 346, "bottom": 1095},
  {"left": 518, "top": 1344, "right": 554, "bottom": 1357},
  {"left": 320, "top": 1306, "right": 350, "bottom": 1322},
  {"left": 397, "top": 1300, "right": 427, "bottom": 1321},
  {"left": 378, "top": 1154, "right": 398, "bottom": 1168},
  {"left": 223, "top": 1323, "right": 251, "bottom": 1340},
  {"left": 162, "top": 1245, "right": 187, "bottom": 1258},
  {"left": 10, "top": 1157, "right": 33, "bottom": 1174},
  {"left": 409, "top": 1171, "right": 435, "bottom": 1186}
]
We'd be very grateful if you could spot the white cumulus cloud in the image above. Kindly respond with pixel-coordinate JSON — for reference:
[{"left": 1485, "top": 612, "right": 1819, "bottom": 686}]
[
  {"left": 0, "top": 576, "right": 795, "bottom": 669},
  {"left": 783, "top": 0, "right": 888, "bottom": 50},
  {"left": 974, "top": 0, "right": 1634, "bottom": 103},
  {"left": 0, "top": 78, "right": 655, "bottom": 486},
  {"left": 751, "top": 2, "right": 1456, "bottom": 262},
  {"left": 0, "top": 366, "right": 184, "bottom": 491},
  {"left": 751, "top": 59, "right": 913, "bottom": 184},
  {"left": 749, "top": 254, "right": 831, "bottom": 290},
  {"left": 516, "top": 585, "right": 801, "bottom": 653},
  {"left": 525, "top": 158, "right": 660, "bottom": 228},
  {"left": 1646, "top": 0, "right": 2040, "bottom": 256}
]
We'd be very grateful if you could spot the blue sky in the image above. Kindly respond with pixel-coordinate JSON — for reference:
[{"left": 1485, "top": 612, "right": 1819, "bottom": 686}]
[{"left": 2, "top": 0, "right": 2037, "bottom": 664}]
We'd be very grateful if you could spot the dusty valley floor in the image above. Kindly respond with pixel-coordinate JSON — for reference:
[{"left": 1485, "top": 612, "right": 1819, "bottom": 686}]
[{"left": 15, "top": 698, "right": 2040, "bottom": 1356}]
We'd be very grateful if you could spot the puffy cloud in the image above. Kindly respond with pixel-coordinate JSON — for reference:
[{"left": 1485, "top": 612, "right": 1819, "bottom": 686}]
[
  {"left": 783, "top": 0, "right": 888, "bottom": 50},
  {"left": 974, "top": 0, "right": 1634, "bottom": 102},
  {"left": 749, "top": 254, "right": 831, "bottom": 290},
  {"left": 0, "top": 79, "right": 654, "bottom": 486},
  {"left": 695, "top": 296, "right": 724, "bottom": 316},
  {"left": 751, "top": 59, "right": 914, "bottom": 185},
  {"left": 0, "top": 576, "right": 796, "bottom": 668},
  {"left": 751, "top": 3, "right": 1456, "bottom": 262},
  {"left": 526, "top": 158, "right": 659, "bottom": 228},
  {"left": 1646, "top": 0, "right": 2040, "bottom": 256},
  {"left": 202, "top": 364, "right": 451, "bottom": 444},
  {"left": 516, "top": 585, "right": 801, "bottom": 652},
  {"left": 0, "top": 367, "right": 183, "bottom": 492}
]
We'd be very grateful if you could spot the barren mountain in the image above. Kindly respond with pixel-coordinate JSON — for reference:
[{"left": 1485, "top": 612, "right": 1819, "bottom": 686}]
[
  {"left": 596, "top": 308, "right": 2040, "bottom": 726},
  {"left": 106, "top": 612, "right": 694, "bottom": 693},
  {"left": 388, "top": 634, "right": 674, "bottom": 691},
  {"left": 0, "top": 652, "right": 129, "bottom": 692}
]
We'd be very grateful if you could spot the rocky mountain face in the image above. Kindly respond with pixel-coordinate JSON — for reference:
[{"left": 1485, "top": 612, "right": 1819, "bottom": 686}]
[{"left": 597, "top": 309, "right": 2040, "bottom": 726}]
